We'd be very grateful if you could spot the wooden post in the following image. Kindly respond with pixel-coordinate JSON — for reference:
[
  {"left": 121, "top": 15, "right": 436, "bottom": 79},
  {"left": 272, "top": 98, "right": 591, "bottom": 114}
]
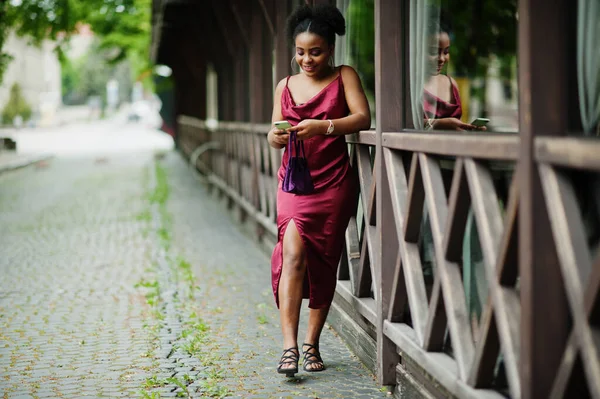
[
  {"left": 247, "top": 1, "right": 273, "bottom": 217},
  {"left": 274, "top": 0, "right": 291, "bottom": 84},
  {"left": 217, "top": 61, "right": 235, "bottom": 121},
  {"left": 375, "top": 0, "right": 403, "bottom": 386},
  {"left": 249, "top": 2, "right": 271, "bottom": 124},
  {"left": 234, "top": 54, "right": 249, "bottom": 122},
  {"left": 518, "top": 0, "right": 572, "bottom": 397}
]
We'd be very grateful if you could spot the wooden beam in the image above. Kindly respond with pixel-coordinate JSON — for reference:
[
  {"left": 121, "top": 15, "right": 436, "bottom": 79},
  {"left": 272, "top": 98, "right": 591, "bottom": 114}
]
[
  {"left": 519, "top": 0, "right": 573, "bottom": 396},
  {"left": 535, "top": 137, "right": 600, "bottom": 172},
  {"left": 229, "top": 0, "right": 251, "bottom": 48},
  {"left": 211, "top": 0, "right": 244, "bottom": 56},
  {"left": 382, "top": 133, "right": 520, "bottom": 161},
  {"left": 274, "top": 0, "right": 292, "bottom": 83},
  {"left": 257, "top": 0, "right": 276, "bottom": 35}
]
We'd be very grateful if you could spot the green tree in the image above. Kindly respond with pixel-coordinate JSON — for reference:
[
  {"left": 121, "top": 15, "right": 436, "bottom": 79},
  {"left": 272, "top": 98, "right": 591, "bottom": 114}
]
[
  {"left": 2, "top": 83, "right": 32, "bottom": 124},
  {"left": 0, "top": 0, "right": 151, "bottom": 85},
  {"left": 61, "top": 56, "right": 81, "bottom": 104},
  {"left": 62, "top": 40, "right": 138, "bottom": 107},
  {"left": 443, "top": 0, "right": 517, "bottom": 77}
]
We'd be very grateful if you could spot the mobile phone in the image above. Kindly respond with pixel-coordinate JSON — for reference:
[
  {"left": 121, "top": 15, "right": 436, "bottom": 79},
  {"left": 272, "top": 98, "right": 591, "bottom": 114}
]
[
  {"left": 273, "top": 120, "right": 292, "bottom": 131},
  {"left": 471, "top": 118, "right": 490, "bottom": 127}
]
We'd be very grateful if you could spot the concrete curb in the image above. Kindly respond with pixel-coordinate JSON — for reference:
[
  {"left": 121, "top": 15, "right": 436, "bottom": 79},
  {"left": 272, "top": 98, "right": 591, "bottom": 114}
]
[{"left": 0, "top": 154, "right": 54, "bottom": 174}]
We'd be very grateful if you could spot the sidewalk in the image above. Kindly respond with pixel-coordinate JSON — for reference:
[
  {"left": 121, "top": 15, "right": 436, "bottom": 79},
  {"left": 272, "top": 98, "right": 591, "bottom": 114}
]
[
  {"left": 150, "top": 152, "right": 389, "bottom": 398},
  {"left": 0, "top": 151, "right": 54, "bottom": 174},
  {"left": 0, "top": 150, "right": 388, "bottom": 398}
]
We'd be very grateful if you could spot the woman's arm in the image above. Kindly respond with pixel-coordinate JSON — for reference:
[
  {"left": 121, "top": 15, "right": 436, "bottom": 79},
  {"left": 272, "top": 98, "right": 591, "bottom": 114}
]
[
  {"left": 267, "top": 78, "right": 290, "bottom": 149},
  {"left": 289, "top": 65, "right": 371, "bottom": 139},
  {"left": 429, "top": 117, "right": 476, "bottom": 131},
  {"left": 425, "top": 77, "right": 484, "bottom": 131}
]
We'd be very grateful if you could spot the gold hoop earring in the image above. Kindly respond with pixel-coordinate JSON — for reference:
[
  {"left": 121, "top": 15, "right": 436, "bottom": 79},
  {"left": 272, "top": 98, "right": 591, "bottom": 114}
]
[{"left": 290, "top": 56, "right": 300, "bottom": 74}]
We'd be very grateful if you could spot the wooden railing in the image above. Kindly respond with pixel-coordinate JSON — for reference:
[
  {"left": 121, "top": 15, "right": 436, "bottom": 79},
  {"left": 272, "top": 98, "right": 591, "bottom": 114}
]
[
  {"left": 178, "top": 115, "right": 600, "bottom": 398},
  {"left": 380, "top": 132, "right": 520, "bottom": 398},
  {"left": 533, "top": 136, "right": 600, "bottom": 398}
]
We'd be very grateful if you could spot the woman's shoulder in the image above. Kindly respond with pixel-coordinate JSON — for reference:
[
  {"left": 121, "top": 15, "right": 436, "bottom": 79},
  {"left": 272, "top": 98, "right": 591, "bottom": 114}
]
[
  {"left": 338, "top": 65, "right": 362, "bottom": 86},
  {"left": 339, "top": 64, "right": 358, "bottom": 78},
  {"left": 277, "top": 76, "right": 290, "bottom": 89},
  {"left": 275, "top": 77, "right": 290, "bottom": 96},
  {"left": 447, "top": 75, "right": 458, "bottom": 88}
]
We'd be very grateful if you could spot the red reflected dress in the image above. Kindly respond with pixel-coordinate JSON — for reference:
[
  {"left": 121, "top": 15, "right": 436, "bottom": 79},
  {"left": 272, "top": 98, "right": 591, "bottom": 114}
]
[
  {"left": 423, "top": 76, "right": 463, "bottom": 119},
  {"left": 271, "top": 71, "right": 358, "bottom": 309}
]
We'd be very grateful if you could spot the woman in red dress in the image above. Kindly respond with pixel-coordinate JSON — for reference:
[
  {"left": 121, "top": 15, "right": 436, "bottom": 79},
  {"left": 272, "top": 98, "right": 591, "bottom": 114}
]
[
  {"left": 267, "top": 4, "right": 371, "bottom": 376},
  {"left": 421, "top": 19, "right": 485, "bottom": 131},
  {"left": 422, "top": 23, "right": 466, "bottom": 129}
]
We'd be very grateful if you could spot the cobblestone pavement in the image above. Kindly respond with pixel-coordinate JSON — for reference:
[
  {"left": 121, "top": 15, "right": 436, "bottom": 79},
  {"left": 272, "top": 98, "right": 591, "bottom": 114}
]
[
  {"left": 0, "top": 150, "right": 389, "bottom": 398},
  {"left": 0, "top": 154, "right": 157, "bottom": 398},
  {"left": 163, "top": 153, "right": 388, "bottom": 399}
]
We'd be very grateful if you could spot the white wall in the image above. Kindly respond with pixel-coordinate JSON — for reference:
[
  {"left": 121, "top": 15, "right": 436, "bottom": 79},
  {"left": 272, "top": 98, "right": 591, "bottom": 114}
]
[{"left": 0, "top": 32, "right": 62, "bottom": 126}]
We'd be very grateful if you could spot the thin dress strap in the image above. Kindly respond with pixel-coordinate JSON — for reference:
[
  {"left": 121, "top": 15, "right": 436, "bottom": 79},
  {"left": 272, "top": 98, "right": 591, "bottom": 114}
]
[{"left": 446, "top": 74, "right": 454, "bottom": 101}]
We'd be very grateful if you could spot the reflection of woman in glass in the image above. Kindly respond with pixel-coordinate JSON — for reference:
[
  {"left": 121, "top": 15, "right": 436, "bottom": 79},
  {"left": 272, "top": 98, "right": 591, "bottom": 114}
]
[{"left": 422, "top": 20, "right": 484, "bottom": 131}]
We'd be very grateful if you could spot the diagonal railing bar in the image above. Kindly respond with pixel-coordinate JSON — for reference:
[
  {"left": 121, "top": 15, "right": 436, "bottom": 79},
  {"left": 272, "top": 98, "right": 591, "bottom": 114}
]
[
  {"left": 465, "top": 159, "right": 521, "bottom": 397},
  {"left": 384, "top": 148, "right": 429, "bottom": 343},
  {"left": 468, "top": 299, "right": 501, "bottom": 388},
  {"left": 586, "top": 254, "right": 600, "bottom": 324},
  {"left": 355, "top": 230, "right": 373, "bottom": 297},
  {"left": 356, "top": 144, "right": 379, "bottom": 291},
  {"left": 404, "top": 153, "right": 425, "bottom": 243},
  {"left": 463, "top": 159, "right": 504, "bottom": 267},
  {"left": 550, "top": 351, "right": 592, "bottom": 399},
  {"left": 497, "top": 171, "right": 519, "bottom": 286},
  {"left": 550, "top": 258, "right": 600, "bottom": 399},
  {"left": 419, "top": 153, "right": 474, "bottom": 379},
  {"left": 388, "top": 251, "right": 408, "bottom": 322},
  {"left": 343, "top": 214, "right": 361, "bottom": 285},
  {"left": 423, "top": 275, "right": 447, "bottom": 351},
  {"left": 443, "top": 159, "right": 471, "bottom": 262},
  {"left": 338, "top": 249, "right": 350, "bottom": 281},
  {"left": 368, "top": 173, "right": 377, "bottom": 227},
  {"left": 538, "top": 164, "right": 593, "bottom": 304},
  {"left": 538, "top": 164, "right": 600, "bottom": 397},
  {"left": 343, "top": 144, "right": 361, "bottom": 289}
]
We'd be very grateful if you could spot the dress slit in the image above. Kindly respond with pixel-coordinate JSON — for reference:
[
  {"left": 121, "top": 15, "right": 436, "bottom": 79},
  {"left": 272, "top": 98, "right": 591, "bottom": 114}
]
[{"left": 274, "top": 217, "right": 313, "bottom": 308}]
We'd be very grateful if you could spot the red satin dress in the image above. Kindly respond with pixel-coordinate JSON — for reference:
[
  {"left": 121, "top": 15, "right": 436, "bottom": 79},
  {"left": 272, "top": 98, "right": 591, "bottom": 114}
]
[
  {"left": 271, "top": 71, "right": 358, "bottom": 309},
  {"left": 423, "top": 76, "right": 463, "bottom": 119}
]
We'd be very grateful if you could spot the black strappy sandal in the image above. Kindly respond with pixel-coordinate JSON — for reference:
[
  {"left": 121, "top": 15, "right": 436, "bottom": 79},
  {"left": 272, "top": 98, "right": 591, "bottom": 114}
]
[
  {"left": 277, "top": 347, "right": 299, "bottom": 377},
  {"left": 302, "top": 342, "right": 325, "bottom": 372}
]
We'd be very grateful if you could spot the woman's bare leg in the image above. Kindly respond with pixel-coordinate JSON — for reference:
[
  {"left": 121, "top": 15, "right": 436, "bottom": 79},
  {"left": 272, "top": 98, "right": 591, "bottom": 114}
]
[
  {"left": 302, "top": 307, "right": 329, "bottom": 370},
  {"left": 278, "top": 220, "right": 306, "bottom": 370}
]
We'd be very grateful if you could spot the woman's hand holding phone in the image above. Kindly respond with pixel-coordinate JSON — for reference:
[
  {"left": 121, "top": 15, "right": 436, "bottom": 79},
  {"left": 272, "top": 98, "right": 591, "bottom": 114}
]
[
  {"left": 287, "top": 119, "right": 327, "bottom": 140},
  {"left": 268, "top": 125, "right": 289, "bottom": 148}
]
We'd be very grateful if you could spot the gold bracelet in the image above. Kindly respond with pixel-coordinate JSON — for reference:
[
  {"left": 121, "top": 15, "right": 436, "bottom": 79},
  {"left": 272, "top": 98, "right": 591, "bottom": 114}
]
[{"left": 425, "top": 118, "right": 434, "bottom": 130}]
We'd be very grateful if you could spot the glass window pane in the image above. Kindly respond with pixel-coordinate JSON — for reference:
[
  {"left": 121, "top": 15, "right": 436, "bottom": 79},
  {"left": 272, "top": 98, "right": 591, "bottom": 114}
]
[
  {"left": 410, "top": 0, "right": 519, "bottom": 133},
  {"left": 337, "top": 0, "right": 375, "bottom": 125},
  {"left": 577, "top": 0, "right": 600, "bottom": 136}
]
